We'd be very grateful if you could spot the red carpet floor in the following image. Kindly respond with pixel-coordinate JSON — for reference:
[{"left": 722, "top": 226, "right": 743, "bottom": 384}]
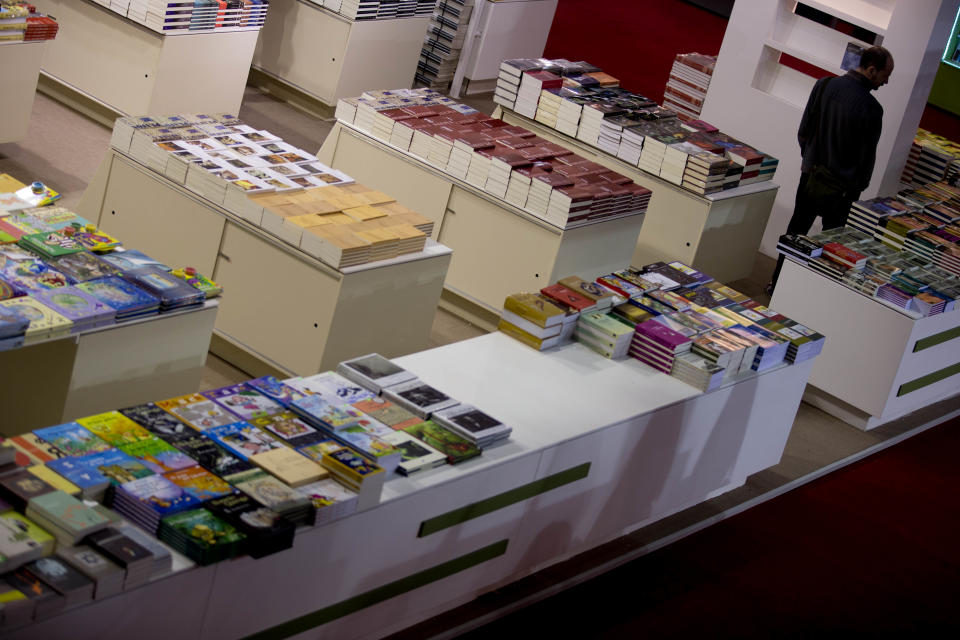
[{"left": 458, "top": 416, "right": 960, "bottom": 638}]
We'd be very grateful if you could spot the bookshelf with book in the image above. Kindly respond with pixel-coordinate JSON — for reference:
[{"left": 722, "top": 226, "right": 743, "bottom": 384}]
[
  {"left": 1, "top": 316, "right": 817, "bottom": 639},
  {"left": 249, "top": 0, "right": 431, "bottom": 111},
  {"left": 35, "top": 0, "right": 260, "bottom": 123},
  {"left": 78, "top": 113, "right": 452, "bottom": 378}
]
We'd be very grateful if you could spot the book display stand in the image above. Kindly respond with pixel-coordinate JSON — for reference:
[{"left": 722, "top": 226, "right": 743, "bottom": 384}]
[
  {"left": 771, "top": 258, "right": 960, "bottom": 430},
  {"left": 491, "top": 106, "right": 780, "bottom": 284},
  {"left": 79, "top": 149, "right": 452, "bottom": 377},
  {"left": 35, "top": 0, "right": 260, "bottom": 123},
  {"left": 3, "top": 331, "right": 817, "bottom": 639},
  {"left": 249, "top": 0, "right": 431, "bottom": 112},
  {"left": 0, "top": 301, "right": 218, "bottom": 436},
  {"left": 0, "top": 41, "right": 47, "bottom": 143},
  {"left": 316, "top": 121, "right": 647, "bottom": 317}
]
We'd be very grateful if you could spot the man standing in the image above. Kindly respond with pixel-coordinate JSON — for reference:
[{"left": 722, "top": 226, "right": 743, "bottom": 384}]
[{"left": 767, "top": 46, "right": 894, "bottom": 294}]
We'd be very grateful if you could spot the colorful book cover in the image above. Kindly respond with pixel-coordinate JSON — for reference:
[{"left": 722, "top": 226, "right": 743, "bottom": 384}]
[
  {"left": 291, "top": 395, "right": 363, "bottom": 431},
  {"left": 402, "top": 420, "right": 481, "bottom": 464},
  {"left": 170, "top": 267, "right": 222, "bottom": 298},
  {"left": 334, "top": 426, "right": 399, "bottom": 464},
  {"left": 160, "top": 508, "right": 244, "bottom": 549},
  {"left": 7, "top": 433, "right": 68, "bottom": 465},
  {"left": 0, "top": 512, "right": 55, "bottom": 552},
  {"left": 251, "top": 412, "right": 322, "bottom": 445},
  {"left": 76, "top": 411, "right": 153, "bottom": 447},
  {"left": 64, "top": 224, "right": 122, "bottom": 253},
  {"left": 204, "top": 421, "right": 283, "bottom": 461},
  {"left": 169, "top": 433, "right": 253, "bottom": 477},
  {"left": 118, "top": 403, "right": 194, "bottom": 443},
  {"left": 47, "top": 449, "right": 155, "bottom": 487},
  {"left": 321, "top": 448, "right": 384, "bottom": 482},
  {"left": 117, "top": 436, "right": 197, "bottom": 473},
  {"left": 18, "top": 230, "right": 86, "bottom": 259},
  {"left": 46, "top": 251, "right": 121, "bottom": 282},
  {"left": 296, "top": 440, "right": 344, "bottom": 463},
  {"left": 32, "top": 422, "right": 112, "bottom": 457},
  {"left": 0, "top": 259, "right": 71, "bottom": 294},
  {"left": 0, "top": 296, "right": 73, "bottom": 338},
  {"left": 99, "top": 249, "right": 170, "bottom": 273},
  {"left": 163, "top": 467, "right": 233, "bottom": 501},
  {"left": 351, "top": 397, "right": 422, "bottom": 430},
  {"left": 229, "top": 470, "right": 307, "bottom": 511},
  {"left": 31, "top": 287, "right": 116, "bottom": 326},
  {"left": 288, "top": 372, "right": 375, "bottom": 405},
  {"left": 75, "top": 277, "right": 160, "bottom": 317},
  {"left": 155, "top": 394, "right": 238, "bottom": 431},
  {"left": 4, "top": 207, "right": 86, "bottom": 235},
  {"left": 202, "top": 384, "right": 282, "bottom": 421},
  {"left": 118, "top": 474, "right": 201, "bottom": 516},
  {"left": 121, "top": 266, "right": 204, "bottom": 308},
  {"left": 244, "top": 376, "right": 305, "bottom": 407}
]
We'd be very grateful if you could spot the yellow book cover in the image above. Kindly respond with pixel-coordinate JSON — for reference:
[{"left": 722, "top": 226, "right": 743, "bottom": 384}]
[
  {"left": 76, "top": 411, "right": 153, "bottom": 446},
  {"left": 0, "top": 297, "right": 73, "bottom": 340},
  {"left": 27, "top": 465, "right": 81, "bottom": 496},
  {"left": 503, "top": 293, "right": 566, "bottom": 328},
  {"left": 498, "top": 318, "right": 551, "bottom": 350},
  {"left": 342, "top": 205, "right": 387, "bottom": 222},
  {"left": 251, "top": 448, "right": 328, "bottom": 488}
]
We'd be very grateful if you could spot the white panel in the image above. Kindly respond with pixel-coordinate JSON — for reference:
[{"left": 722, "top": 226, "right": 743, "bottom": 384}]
[
  {"left": 460, "top": 0, "right": 558, "bottom": 81},
  {"left": 0, "top": 42, "right": 46, "bottom": 143}
]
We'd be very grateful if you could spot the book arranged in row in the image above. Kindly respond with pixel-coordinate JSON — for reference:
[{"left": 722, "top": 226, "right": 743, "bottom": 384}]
[
  {"left": 308, "top": 0, "right": 435, "bottom": 21},
  {"left": 336, "top": 88, "right": 653, "bottom": 229},
  {"left": 0, "top": 2, "right": 58, "bottom": 43},
  {"left": 498, "top": 261, "right": 823, "bottom": 392},
  {"left": 777, "top": 221, "right": 960, "bottom": 318},
  {"left": 494, "top": 56, "right": 777, "bottom": 195},
  {"left": 89, "top": 0, "right": 270, "bottom": 35},
  {"left": 415, "top": 0, "right": 475, "bottom": 91},
  {"left": 108, "top": 113, "right": 437, "bottom": 269},
  {"left": 0, "top": 202, "right": 221, "bottom": 351},
  {"left": 900, "top": 128, "right": 960, "bottom": 188},
  {"left": 661, "top": 52, "right": 717, "bottom": 120}
]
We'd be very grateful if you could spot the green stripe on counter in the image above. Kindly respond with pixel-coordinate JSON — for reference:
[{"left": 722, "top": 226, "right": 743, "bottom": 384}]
[
  {"left": 243, "top": 539, "right": 509, "bottom": 640},
  {"left": 897, "top": 362, "right": 960, "bottom": 396},
  {"left": 418, "top": 462, "right": 591, "bottom": 538},
  {"left": 913, "top": 325, "right": 960, "bottom": 352}
]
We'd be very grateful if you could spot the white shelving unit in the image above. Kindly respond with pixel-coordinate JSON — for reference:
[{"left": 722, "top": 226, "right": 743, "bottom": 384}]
[
  {"left": 250, "top": 0, "right": 430, "bottom": 108},
  {"left": 0, "top": 41, "right": 48, "bottom": 143},
  {"left": 770, "top": 258, "right": 960, "bottom": 430},
  {"left": 700, "top": 0, "right": 960, "bottom": 258},
  {"left": 4, "top": 331, "right": 817, "bottom": 639},
  {"left": 34, "top": 0, "right": 258, "bottom": 119}
]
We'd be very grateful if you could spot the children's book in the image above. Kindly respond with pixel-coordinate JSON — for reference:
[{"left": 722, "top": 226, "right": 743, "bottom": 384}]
[
  {"left": 251, "top": 412, "right": 325, "bottom": 448},
  {"left": 288, "top": 371, "right": 376, "bottom": 405},
  {"left": 119, "top": 403, "right": 195, "bottom": 444},
  {"left": 100, "top": 249, "right": 170, "bottom": 273},
  {"left": 75, "top": 276, "right": 160, "bottom": 318},
  {"left": 204, "top": 421, "right": 283, "bottom": 461},
  {"left": 0, "top": 259, "right": 71, "bottom": 294},
  {"left": 32, "top": 422, "right": 112, "bottom": 457},
  {"left": 121, "top": 266, "right": 205, "bottom": 310},
  {"left": 402, "top": 420, "right": 481, "bottom": 464},
  {"left": 46, "top": 251, "right": 121, "bottom": 282},
  {"left": 47, "top": 449, "right": 155, "bottom": 488},
  {"left": 18, "top": 231, "right": 86, "bottom": 259},
  {"left": 76, "top": 411, "right": 153, "bottom": 447},
  {"left": 31, "top": 287, "right": 116, "bottom": 329},
  {"left": 244, "top": 376, "right": 306, "bottom": 406},
  {"left": 155, "top": 393, "right": 238, "bottom": 431},
  {"left": 163, "top": 466, "right": 233, "bottom": 501},
  {"left": 201, "top": 384, "right": 282, "bottom": 421},
  {"left": 0, "top": 296, "right": 73, "bottom": 340},
  {"left": 117, "top": 436, "right": 197, "bottom": 473},
  {"left": 116, "top": 474, "right": 202, "bottom": 517}
]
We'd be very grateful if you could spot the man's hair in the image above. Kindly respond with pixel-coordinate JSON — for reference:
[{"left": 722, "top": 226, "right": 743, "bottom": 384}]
[{"left": 859, "top": 46, "right": 892, "bottom": 71}]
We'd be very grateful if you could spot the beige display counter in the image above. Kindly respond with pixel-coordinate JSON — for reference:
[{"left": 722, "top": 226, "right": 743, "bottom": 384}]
[
  {"left": 493, "top": 106, "right": 780, "bottom": 284},
  {"left": 79, "top": 149, "right": 453, "bottom": 377},
  {"left": 317, "top": 121, "right": 647, "bottom": 317}
]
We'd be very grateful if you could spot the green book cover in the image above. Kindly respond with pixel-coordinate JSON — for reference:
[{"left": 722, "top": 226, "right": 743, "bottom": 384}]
[
  {"left": 28, "top": 491, "right": 109, "bottom": 533},
  {"left": 402, "top": 420, "right": 481, "bottom": 464},
  {"left": 161, "top": 508, "right": 245, "bottom": 549}
]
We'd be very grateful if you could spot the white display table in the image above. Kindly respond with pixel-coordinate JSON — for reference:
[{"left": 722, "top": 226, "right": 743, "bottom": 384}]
[
  {"left": 34, "top": 0, "right": 258, "bottom": 122},
  {"left": 0, "top": 300, "right": 218, "bottom": 436},
  {"left": 4, "top": 331, "right": 816, "bottom": 639},
  {"left": 250, "top": 0, "right": 429, "bottom": 110},
  {"left": 317, "top": 121, "right": 647, "bottom": 315},
  {"left": 771, "top": 258, "right": 960, "bottom": 430},
  {"left": 493, "top": 106, "right": 780, "bottom": 284},
  {"left": 79, "top": 149, "right": 453, "bottom": 377},
  {"left": 0, "top": 41, "right": 47, "bottom": 143}
]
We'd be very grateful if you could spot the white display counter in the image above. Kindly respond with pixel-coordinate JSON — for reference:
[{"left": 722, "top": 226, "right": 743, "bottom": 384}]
[
  {"left": 4, "top": 331, "right": 816, "bottom": 639},
  {"left": 0, "top": 41, "right": 47, "bottom": 143},
  {"left": 250, "top": 0, "right": 430, "bottom": 110},
  {"left": 79, "top": 149, "right": 453, "bottom": 377},
  {"left": 771, "top": 258, "right": 960, "bottom": 430},
  {"left": 493, "top": 106, "right": 780, "bottom": 284},
  {"left": 34, "top": 0, "right": 258, "bottom": 122},
  {"left": 317, "top": 121, "right": 647, "bottom": 316},
  {"left": 0, "top": 300, "right": 218, "bottom": 436}
]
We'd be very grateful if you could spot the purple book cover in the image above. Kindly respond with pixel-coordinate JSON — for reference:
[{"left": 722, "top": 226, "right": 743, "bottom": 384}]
[
  {"left": 634, "top": 319, "right": 692, "bottom": 350},
  {"left": 32, "top": 286, "right": 116, "bottom": 326},
  {"left": 201, "top": 384, "right": 282, "bottom": 421}
]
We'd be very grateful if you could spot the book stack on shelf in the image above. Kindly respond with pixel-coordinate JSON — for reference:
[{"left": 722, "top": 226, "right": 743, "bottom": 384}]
[
  {"left": 662, "top": 53, "right": 717, "bottom": 120},
  {"left": 319, "top": 0, "right": 435, "bottom": 21},
  {"left": 497, "top": 261, "right": 824, "bottom": 392},
  {"left": 492, "top": 56, "right": 778, "bottom": 194},
  {"left": 899, "top": 128, "right": 960, "bottom": 187},
  {"left": 336, "top": 88, "right": 653, "bottom": 229},
  {"left": 109, "top": 113, "right": 437, "bottom": 270},
  {"left": 0, "top": 2, "right": 59, "bottom": 43},
  {"left": 776, "top": 220, "right": 960, "bottom": 317},
  {"left": 0, "top": 195, "right": 221, "bottom": 352},
  {"left": 113, "top": 0, "right": 270, "bottom": 34},
  {"left": 415, "top": 0, "right": 475, "bottom": 91}
]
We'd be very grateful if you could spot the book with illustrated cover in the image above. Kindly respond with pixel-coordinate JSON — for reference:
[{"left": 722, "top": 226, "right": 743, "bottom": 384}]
[
  {"left": 167, "top": 432, "right": 253, "bottom": 477},
  {"left": 163, "top": 466, "right": 234, "bottom": 501},
  {"left": 205, "top": 421, "right": 283, "bottom": 461},
  {"left": 18, "top": 230, "right": 86, "bottom": 259},
  {"left": 0, "top": 469, "right": 56, "bottom": 511},
  {"left": 156, "top": 393, "right": 238, "bottom": 431},
  {"left": 251, "top": 411, "right": 325, "bottom": 448},
  {"left": 75, "top": 276, "right": 161, "bottom": 319},
  {"left": 26, "top": 465, "right": 81, "bottom": 496},
  {"left": 205, "top": 493, "right": 295, "bottom": 558},
  {"left": 158, "top": 509, "right": 245, "bottom": 566},
  {"left": 32, "top": 422, "right": 112, "bottom": 457},
  {"left": 24, "top": 491, "right": 110, "bottom": 546},
  {"left": 227, "top": 469, "right": 311, "bottom": 516},
  {"left": 169, "top": 267, "right": 222, "bottom": 298},
  {"left": 25, "top": 556, "right": 94, "bottom": 607},
  {"left": 287, "top": 371, "right": 376, "bottom": 406},
  {"left": 7, "top": 434, "right": 68, "bottom": 465},
  {"left": 115, "top": 474, "right": 202, "bottom": 518},
  {"left": 503, "top": 292, "right": 567, "bottom": 328},
  {"left": 337, "top": 353, "right": 417, "bottom": 393},
  {"left": 382, "top": 379, "right": 459, "bottom": 418},
  {"left": 380, "top": 430, "right": 446, "bottom": 475},
  {"left": 244, "top": 376, "right": 306, "bottom": 407},
  {"left": 3, "top": 565, "right": 64, "bottom": 619},
  {"left": 47, "top": 449, "right": 155, "bottom": 490},
  {"left": 202, "top": 384, "right": 282, "bottom": 421},
  {"left": 291, "top": 395, "right": 365, "bottom": 431},
  {"left": 31, "top": 287, "right": 116, "bottom": 329},
  {"left": 117, "top": 436, "right": 198, "bottom": 473},
  {"left": 351, "top": 397, "right": 422, "bottom": 430},
  {"left": 99, "top": 249, "right": 170, "bottom": 273},
  {"left": 0, "top": 296, "right": 73, "bottom": 342},
  {"left": 0, "top": 512, "right": 55, "bottom": 557},
  {"left": 76, "top": 411, "right": 153, "bottom": 447},
  {"left": 402, "top": 420, "right": 481, "bottom": 464},
  {"left": 0, "top": 258, "right": 71, "bottom": 295},
  {"left": 44, "top": 251, "right": 121, "bottom": 282},
  {"left": 121, "top": 266, "right": 205, "bottom": 310},
  {"left": 119, "top": 403, "right": 194, "bottom": 444},
  {"left": 295, "top": 440, "right": 347, "bottom": 463},
  {"left": 431, "top": 404, "right": 512, "bottom": 445}
]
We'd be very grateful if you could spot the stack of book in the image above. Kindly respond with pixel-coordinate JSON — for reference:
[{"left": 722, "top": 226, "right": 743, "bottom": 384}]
[
  {"left": 498, "top": 292, "right": 571, "bottom": 350},
  {"left": 430, "top": 404, "right": 511, "bottom": 448},
  {"left": 157, "top": 509, "right": 245, "bottom": 566},
  {"left": 22, "top": 556, "right": 95, "bottom": 608},
  {"left": 630, "top": 319, "right": 693, "bottom": 373},
  {"left": 227, "top": 469, "right": 314, "bottom": 526},
  {"left": 124, "top": 0, "right": 270, "bottom": 34},
  {"left": 0, "top": 305, "right": 29, "bottom": 351},
  {"left": 204, "top": 493, "right": 294, "bottom": 558},
  {"left": 0, "top": 511, "right": 54, "bottom": 572},
  {"left": 337, "top": 352, "right": 417, "bottom": 393},
  {"left": 109, "top": 474, "right": 202, "bottom": 533},
  {"left": 662, "top": 53, "right": 717, "bottom": 119},
  {"left": 576, "top": 310, "right": 634, "bottom": 358},
  {"left": 54, "top": 545, "right": 125, "bottom": 600},
  {"left": 318, "top": 448, "right": 385, "bottom": 511},
  {"left": 296, "top": 477, "right": 360, "bottom": 525},
  {"left": 333, "top": 0, "right": 434, "bottom": 21},
  {"left": 84, "top": 527, "right": 158, "bottom": 590},
  {"left": 0, "top": 2, "right": 58, "bottom": 43},
  {"left": 24, "top": 492, "right": 111, "bottom": 547},
  {"left": 415, "top": 0, "right": 475, "bottom": 91}
]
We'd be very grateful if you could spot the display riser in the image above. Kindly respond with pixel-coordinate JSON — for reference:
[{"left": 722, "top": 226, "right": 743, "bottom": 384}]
[
  {"left": 81, "top": 149, "right": 452, "bottom": 377},
  {"left": 4, "top": 333, "right": 815, "bottom": 638},
  {"left": 0, "top": 42, "right": 46, "bottom": 143},
  {"left": 251, "top": 0, "right": 429, "bottom": 108},
  {"left": 317, "top": 122, "right": 646, "bottom": 314},
  {"left": 771, "top": 258, "right": 960, "bottom": 430},
  {"left": 35, "top": 0, "right": 257, "bottom": 118},
  {"left": 493, "top": 107, "right": 779, "bottom": 284},
  {"left": 0, "top": 302, "right": 218, "bottom": 436}
]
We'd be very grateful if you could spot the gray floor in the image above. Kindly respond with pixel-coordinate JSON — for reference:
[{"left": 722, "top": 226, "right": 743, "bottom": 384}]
[{"left": 3, "top": 85, "right": 955, "bottom": 638}]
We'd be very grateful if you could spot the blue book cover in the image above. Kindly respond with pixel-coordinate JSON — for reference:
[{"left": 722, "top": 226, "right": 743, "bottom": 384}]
[
  {"left": 100, "top": 249, "right": 171, "bottom": 274},
  {"left": 32, "top": 286, "right": 116, "bottom": 329},
  {"left": 118, "top": 474, "right": 202, "bottom": 517},
  {"left": 47, "top": 449, "right": 156, "bottom": 488},
  {"left": 244, "top": 376, "right": 305, "bottom": 407},
  {"left": 33, "top": 421, "right": 113, "bottom": 458},
  {"left": 75, "top": 276, "right": 160, "bottom": 317},
  {"left": 204, "top": 421, "right": 283, "bottom": 461},
  {"left": 121, "top": 266, "right": 205, "bottom": 310},
  {"left": 0, "top": 305, "right": 29, "bottom": 339}
]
